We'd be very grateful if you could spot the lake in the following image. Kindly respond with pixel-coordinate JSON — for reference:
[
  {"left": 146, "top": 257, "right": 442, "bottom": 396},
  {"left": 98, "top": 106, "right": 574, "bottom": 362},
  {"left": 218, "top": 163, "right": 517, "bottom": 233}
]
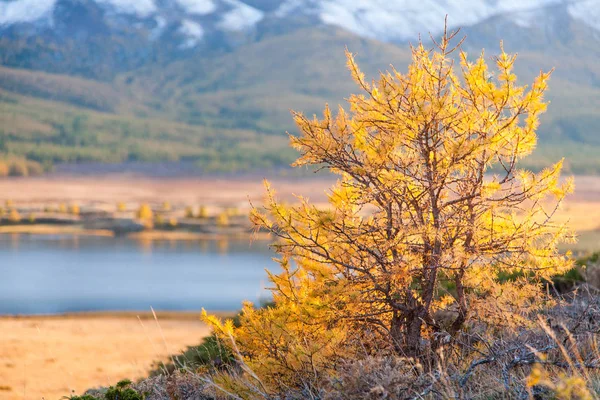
[{"left": 0, "top": 235, "right": 276, "bottom": 315}]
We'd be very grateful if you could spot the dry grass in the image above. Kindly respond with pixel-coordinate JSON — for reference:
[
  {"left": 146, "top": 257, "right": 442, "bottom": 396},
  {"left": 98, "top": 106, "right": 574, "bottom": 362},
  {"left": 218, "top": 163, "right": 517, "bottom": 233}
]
[
  {"left": 0, "top": 176, "right": 334, "bottom": 210},
  {"left": 0, "top": 314, "right": 211, "bottom": 400}
]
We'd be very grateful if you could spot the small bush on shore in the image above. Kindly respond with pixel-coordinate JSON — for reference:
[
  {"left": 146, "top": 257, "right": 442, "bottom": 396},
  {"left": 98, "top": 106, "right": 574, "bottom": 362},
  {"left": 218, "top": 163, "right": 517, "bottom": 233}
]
[
  {"left": 70, "top": 203, "right": 80, "bottom": 215},
  {"left": 8, "top": 209, "right": 20, "bottom": 223},
  {"left": 4, "top": 159, "right": 43, "bottom": 177},
  {"left": 216, "top": 212, "right": 229, "bottom": 227},
  {"left": 137, "top": 204, "right": 153, "bottom": 220},
  {"left": 69, "top": 380, "right": 145, "bottom": 400},
  {"left": 0, "top": 162, "right": 9, "bottom": 177},
  {"left": 197, "top": 206, "right": 208, "bottom": 219}
]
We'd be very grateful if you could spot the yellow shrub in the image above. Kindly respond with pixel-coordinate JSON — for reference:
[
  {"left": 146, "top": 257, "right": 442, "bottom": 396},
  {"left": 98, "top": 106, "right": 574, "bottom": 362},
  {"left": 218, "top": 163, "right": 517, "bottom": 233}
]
[
  {"left": 69, "top": 203, "right": 80, "bottom": 215},
  {"left": 216, "top": 212, "right": 229, "bottom": 227},
  {"left": 197, "top": 205, "right": 208, "bottom": 219},
  {"left": 117, "top": 202, "right": 127, "bottom": 212},
  {"left": 184, "top": 206, "right": 194, "bottom": 218},
  {"left": 137, "top": 204, "right": 153, "bottom": 220},
  {"left": 0, "top": 162, "right": 9, "bottom": 177},
  {"left": 8, "top": 209, "right": 20, "bottom": 223},
  {"left": 528, "top": 364, "right": 594, "bottom": 400},
  {"left": 203, "top": 259, "right": 353, "bottom": 394}
]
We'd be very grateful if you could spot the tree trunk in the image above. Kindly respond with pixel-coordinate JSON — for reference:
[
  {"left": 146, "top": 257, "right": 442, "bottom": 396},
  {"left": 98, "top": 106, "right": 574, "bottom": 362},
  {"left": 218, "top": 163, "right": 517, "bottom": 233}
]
[
  {"left": 390, "top": 313, "right": 403, "bottom": 354},
  {"left": 405, "top": 311, "right": 423, "bottom": 357},
  {"left": 390, "top": 309, "right": 424, "bottom": 358}
]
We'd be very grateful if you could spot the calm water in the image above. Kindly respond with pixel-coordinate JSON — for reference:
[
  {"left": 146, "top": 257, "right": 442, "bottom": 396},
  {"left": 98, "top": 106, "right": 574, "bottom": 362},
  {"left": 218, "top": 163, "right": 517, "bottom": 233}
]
[{"left": 0, "top": 235, "right": 276, "bottom": 315}]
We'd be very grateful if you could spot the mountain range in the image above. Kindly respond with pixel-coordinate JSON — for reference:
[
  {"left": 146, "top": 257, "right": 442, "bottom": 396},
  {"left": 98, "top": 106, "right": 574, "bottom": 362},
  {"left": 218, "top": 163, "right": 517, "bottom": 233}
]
[{"left": 0, "top": 0, "right": 599, "bottom": 173}]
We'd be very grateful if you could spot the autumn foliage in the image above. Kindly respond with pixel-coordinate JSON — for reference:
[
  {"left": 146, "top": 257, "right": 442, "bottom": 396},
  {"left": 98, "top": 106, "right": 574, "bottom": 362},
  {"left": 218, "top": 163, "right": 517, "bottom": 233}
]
[{"left": 203, "top": 27, "right": 575, "bottom": 396}]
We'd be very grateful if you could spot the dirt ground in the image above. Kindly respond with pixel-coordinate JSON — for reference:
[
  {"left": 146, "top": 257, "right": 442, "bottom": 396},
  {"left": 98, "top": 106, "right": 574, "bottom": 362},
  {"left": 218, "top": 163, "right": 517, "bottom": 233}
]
[
  {"left": 0, "top": 176, "right": 335, "bottom": 210},
  {"left": 0, "top": 314, "right": 211, "bottom": 400}
]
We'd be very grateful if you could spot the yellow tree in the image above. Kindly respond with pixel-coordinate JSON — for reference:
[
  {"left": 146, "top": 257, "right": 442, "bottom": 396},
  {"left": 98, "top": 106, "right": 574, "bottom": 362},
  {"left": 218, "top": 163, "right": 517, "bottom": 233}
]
[{"left": 205, "top": 27, "right": 575, "bottom": 391}]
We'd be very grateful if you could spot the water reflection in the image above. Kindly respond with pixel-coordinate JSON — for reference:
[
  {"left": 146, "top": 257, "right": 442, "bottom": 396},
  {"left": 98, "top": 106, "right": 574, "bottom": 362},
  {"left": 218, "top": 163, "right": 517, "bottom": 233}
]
[{"left": 0, "top": 234, "right": 274, "bottom": 315}]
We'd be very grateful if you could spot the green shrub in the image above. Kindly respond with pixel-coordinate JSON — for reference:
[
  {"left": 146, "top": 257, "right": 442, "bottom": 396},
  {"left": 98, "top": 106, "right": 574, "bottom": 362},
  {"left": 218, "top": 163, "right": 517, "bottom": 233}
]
[
  {"left": 152, "top": 334, "right": 234, "bottom": 376},
  {"left": 8, "top": 160, "right": 28, "bottom": 177},
  {"left": 63, "top": 395, "right": 98, "bottom": 400},
  {"left": 66, "top": 379, "right": 144, "bottom": 400},
  {"left": 25, "top": 160, "right": 44, "bottom": 176},
  {"left": 104, "top": 380, "right": 143, "bottom": 400}
]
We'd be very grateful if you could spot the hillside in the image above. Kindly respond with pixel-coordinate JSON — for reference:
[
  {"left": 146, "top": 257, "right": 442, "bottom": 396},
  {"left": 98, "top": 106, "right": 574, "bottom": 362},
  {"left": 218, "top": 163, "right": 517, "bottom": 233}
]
[{"left": 0, "top": 0, "right": 600, "bottom": 173}]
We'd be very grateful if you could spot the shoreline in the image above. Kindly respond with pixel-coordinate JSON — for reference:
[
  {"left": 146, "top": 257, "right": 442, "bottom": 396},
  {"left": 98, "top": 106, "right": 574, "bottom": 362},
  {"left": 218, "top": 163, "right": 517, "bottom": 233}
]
[
  {"left": 0, "top": 309, "right": 237, "bottom": 320},
  {"left": 0, "top": 224, "right": 273, "bottom": 241}
]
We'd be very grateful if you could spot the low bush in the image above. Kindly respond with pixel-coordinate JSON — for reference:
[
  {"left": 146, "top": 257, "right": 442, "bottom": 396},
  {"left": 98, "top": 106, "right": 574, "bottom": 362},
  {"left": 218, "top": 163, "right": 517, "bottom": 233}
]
[
  {"left": 67, "top": 380, "right": 145, "bottom": 400},
  {"left": 197, "top": 206, "right": 208, "bottom": 219},
  {"left": 216, "top": 212, "right": 229, "bottom": 227},
  {"left": 137, "top": 204, "right": 153, "bottom": 220}
]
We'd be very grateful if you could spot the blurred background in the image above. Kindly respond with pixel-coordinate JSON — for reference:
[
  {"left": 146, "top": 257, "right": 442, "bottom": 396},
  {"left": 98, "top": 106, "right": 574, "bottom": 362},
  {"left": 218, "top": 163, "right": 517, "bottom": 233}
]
[
  {"left": 1, "top": 1, "right": 600, "bottom": 398},
  {"left": 1, "top": 0, "right": 600, "bottom": 175}
]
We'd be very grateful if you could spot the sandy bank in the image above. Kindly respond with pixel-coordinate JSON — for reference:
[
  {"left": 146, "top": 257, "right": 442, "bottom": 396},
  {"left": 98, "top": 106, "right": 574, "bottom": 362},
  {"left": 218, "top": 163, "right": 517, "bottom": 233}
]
[{"left": 0, "top": 312, "right": 222, "bottom": 400}]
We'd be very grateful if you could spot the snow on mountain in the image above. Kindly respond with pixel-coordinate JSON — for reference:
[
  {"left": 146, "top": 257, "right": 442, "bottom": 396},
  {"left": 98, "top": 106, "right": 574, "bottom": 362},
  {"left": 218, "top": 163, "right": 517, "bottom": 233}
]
[
  {"left": 175, "top": 0, "right": 217, "bottom": 16},
  {"left": 568, "top": 0, "right": 600, "bottom": 32},
  {"left": 275, "top": 0, "right": 600, "bottom": 42},
  {"left": 179, "top": 19, "right": 204, "bottom": 48},
  {"left": 95, "top": 0, "right": 157, "bottom": 17},
  {"left": 1, "top": 0, "right": 600, "bottom": 45},
  {"left": 218, "top": 0, "right": 264, "bottom": 31},
  {"left": 0, "top": 0, "right": 56, "bottom": 26}
]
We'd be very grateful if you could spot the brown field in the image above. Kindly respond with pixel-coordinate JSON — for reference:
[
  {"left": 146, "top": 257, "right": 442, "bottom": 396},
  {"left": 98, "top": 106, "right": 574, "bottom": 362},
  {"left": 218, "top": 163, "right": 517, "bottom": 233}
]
[
  {"left": 0, "top": 175, "right": 335, "bottom": 209},
  {"left": 0, "top": 313, "right": 214, "bottom": 400}
]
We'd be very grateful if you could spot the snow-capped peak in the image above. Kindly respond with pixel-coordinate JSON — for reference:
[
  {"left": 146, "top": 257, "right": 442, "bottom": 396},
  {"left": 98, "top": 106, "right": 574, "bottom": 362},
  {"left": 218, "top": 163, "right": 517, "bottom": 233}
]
[
  {"left": 0, "top": 0, "right": 57, "bottom": 26},
  {"left": 175, "top": 0, "right": 217, "bottom": 16},
  {"left": 218, "top": 0, "right": 264, "bottom": 31},
  {"left": 179, "top": 19, "right": 204, "bottom": 48},
  {"left": 275, "top": 0, "right": 600, "bottom": 42},
  {"left": 2, "top": 0, "right": 600, "bottom": 46},
  {"left": 95, "top": 0, "right": 157, "bottom": 18}
]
